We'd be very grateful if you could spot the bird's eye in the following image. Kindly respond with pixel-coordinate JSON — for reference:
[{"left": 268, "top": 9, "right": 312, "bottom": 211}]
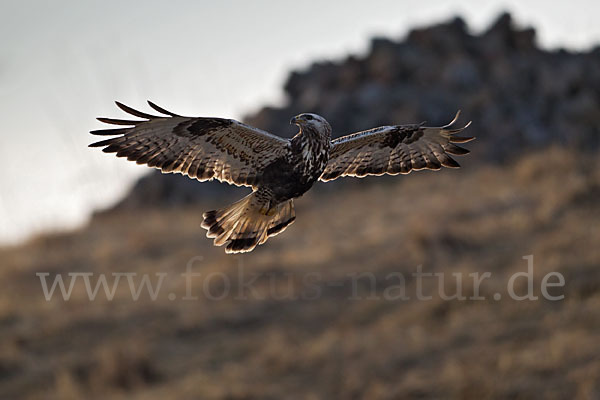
[{"left": 305, "top": 115, "right": 313, "bottom": 121}]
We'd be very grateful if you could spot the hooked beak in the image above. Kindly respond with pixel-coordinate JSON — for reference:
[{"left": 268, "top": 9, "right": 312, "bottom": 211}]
[{"left": 290, "top": 115, "right": 303, "bottom": 125}]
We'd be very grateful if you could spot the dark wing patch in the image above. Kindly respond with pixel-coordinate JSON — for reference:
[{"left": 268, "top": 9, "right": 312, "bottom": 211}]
[
  {"left": 186, "top": 118, "right": 233, "bottom": 135},
  {"left": 320, "top": 111, "right": 473, "bottom": 182},
  {"left": 90, "top": 101, "right": 290, "bottom": 188}
]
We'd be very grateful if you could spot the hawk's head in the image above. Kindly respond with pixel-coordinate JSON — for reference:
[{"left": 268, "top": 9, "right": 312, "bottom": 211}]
[{"left": 291, "top": 113, "right": 331, "bottom": 137}]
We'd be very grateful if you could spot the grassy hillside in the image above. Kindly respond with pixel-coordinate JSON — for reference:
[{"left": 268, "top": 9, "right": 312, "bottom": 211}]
[{"left": 1, "top": 147, "right": 599, "bottom": 399}]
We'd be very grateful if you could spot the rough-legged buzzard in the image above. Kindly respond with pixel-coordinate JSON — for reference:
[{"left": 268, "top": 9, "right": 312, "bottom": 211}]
[{"left": 90, "top": 102, "right": 473, "bottom": 253}]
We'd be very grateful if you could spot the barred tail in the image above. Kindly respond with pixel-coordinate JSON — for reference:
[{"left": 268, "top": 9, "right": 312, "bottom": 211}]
[{"left": 201, "top": 192, "right": 296, "bottom": 253}]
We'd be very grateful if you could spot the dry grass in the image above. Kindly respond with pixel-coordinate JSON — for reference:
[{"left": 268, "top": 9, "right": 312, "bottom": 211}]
[{"left": 0, "top": 147, "right": 599, "bottom": 399}]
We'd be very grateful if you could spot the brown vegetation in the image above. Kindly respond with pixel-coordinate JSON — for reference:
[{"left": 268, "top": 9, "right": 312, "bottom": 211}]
[{"left": 1, "top": 147, "right": 599, "bottom": 399}]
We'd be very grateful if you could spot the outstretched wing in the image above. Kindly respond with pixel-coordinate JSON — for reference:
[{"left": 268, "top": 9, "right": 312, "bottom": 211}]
[
  {"left": 90, "top": 101, "right": 290, "bottom": 188},
  {"left": 320, "top": 112, "right": 474, "bottom": 182}
]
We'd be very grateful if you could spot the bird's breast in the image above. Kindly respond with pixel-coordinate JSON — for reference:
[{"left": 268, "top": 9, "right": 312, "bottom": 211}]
[
  {"left": 259, "top": 136, "right": 329, "bottom": 202},
  {"left": 297, "top": 136, "right": 330, "bottom": 178}
]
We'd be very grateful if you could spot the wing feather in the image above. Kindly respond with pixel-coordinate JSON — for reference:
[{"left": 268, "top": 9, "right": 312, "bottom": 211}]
[
  {"left": 115, "top": 101, "right": 161, "bottom": 119},
  {"left": 320, "top": 111, "right": 473, "bottom": 181},
  {"left": 146, "top": 100, "right": 183, "bottom": 117},
  {"left": 90, "top": 101, "right": 289, "bottom": 188}
]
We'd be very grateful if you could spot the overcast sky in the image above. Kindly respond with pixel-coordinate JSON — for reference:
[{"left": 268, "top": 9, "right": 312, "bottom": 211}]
[{"left": 1, "top": 0, "right": 599, "bottom": 245}]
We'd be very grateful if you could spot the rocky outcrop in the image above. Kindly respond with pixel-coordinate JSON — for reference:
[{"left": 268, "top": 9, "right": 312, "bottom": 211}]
[
  {"left": 113, "top": 12, "right": 600, "bottom": 210},
  {"left": 249, "top": 13, "right": 599, "bottom": 155}
]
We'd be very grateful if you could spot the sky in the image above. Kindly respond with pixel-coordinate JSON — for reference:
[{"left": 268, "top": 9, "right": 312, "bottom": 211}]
[{"left": 1, "top": 0, "right": 599, "bottom": 245}]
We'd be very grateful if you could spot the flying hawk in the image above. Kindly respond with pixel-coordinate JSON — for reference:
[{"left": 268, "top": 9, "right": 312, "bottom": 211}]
[{"left": 90, "top": 102, "right": 473, "bottom": 253}]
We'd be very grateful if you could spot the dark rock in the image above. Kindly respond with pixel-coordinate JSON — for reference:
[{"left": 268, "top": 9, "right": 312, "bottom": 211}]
[
  {"left": 116, "top": 12, "right": 600, "bottom": 209},
  {"left": 108, "top": 171, "right": 241, "bottom": 211}
]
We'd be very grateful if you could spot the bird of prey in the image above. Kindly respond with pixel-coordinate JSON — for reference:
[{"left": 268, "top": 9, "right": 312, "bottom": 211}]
[{"left": 90, "top": 102, "right": 473, "bottom": 253}]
